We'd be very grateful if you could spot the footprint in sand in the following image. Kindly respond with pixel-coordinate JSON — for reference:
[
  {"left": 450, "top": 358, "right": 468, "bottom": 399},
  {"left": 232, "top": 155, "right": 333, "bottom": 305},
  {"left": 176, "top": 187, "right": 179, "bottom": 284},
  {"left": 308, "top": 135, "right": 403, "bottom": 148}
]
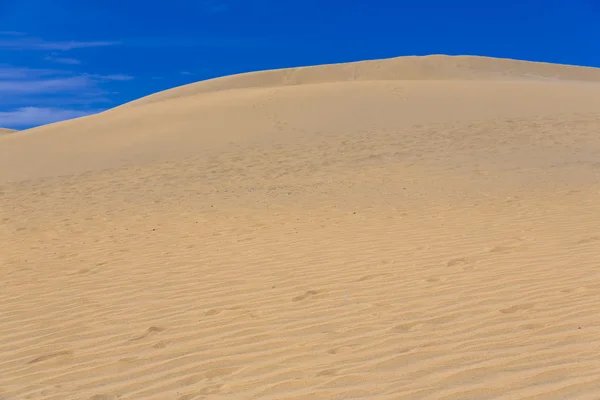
[
  {"left": 292, "top": 290, "right": 321, "bottom": 302},
  {"left": 152, "top": 340, "right": 172, "bottom": 349},
  {"left": 392, "top": 322, "right": 418, "bottom": 332},
  {"left": 488, "top": 245, "right": 521, "bottom": 254},
  {"left": 450, "top": 258, "right": 476, "bottom": 271},
  {"left": 328, "top": 346, "right": 353, "bottom": 355},
  {"left": 178, "top": 394, "right": 200, "bottom": 400},
  {"left": 357, "top": 273, "right": 389, "bottom": 282},
  {"left": 500, "top": 303, "right": 534, "bottom": 314},
  {"left": 89, "top": 394, "right": 119, "bottom": 400},
  {"left": 578, "top": 236, "right": 600, "bottom": 244},
  {"left": 199, "top": 384, "right": 224, "bottom": 395},
  {"left": 317, "top": 368, "right": 339, "bottom": 376},
  {"left": 128, "top": 326, "right": 165, "bottom": 342},
  {"left": 27, "top": 350, "right": 73, "bottom": 365}
]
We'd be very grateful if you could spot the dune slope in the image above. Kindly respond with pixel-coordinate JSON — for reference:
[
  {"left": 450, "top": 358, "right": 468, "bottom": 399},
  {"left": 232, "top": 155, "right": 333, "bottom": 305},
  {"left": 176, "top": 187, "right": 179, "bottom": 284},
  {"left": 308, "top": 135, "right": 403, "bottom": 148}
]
[
  {"left": 2, "top": 55, "right": 600, "bottom": 399},
  {"left": 2, "top": 55, "right": 600, "bottom": 184},
  {"left": 0, "top": 128, "right": 17, "bottom": 135}
]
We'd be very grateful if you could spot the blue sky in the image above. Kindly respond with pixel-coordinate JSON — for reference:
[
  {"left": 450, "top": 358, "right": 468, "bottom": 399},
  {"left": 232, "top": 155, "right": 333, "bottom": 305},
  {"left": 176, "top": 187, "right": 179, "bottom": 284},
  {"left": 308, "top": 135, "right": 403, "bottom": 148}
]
[{"left": 1, "top": 0, "right": 599, "bottom": 129}]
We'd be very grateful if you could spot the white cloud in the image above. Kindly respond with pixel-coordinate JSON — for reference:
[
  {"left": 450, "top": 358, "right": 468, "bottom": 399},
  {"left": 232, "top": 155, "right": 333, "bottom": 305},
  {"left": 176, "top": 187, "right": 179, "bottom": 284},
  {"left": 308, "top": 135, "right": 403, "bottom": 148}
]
[
  {"left": 0, "top": 64, "right": 132, "bottom": 126},
  {"left": 0, "top": 95, "right": 112, "bottom": 108},
  {"left": 0, "top": 76, "right": 92, "bottom": 94},
  {"left": 0, "top": 66, "right": 133, "bottom": 97},
  {"left": 45, "top": 55, "right": 81, "bottom": 65},
  {"left": 0, "top": 37, "right": 119, "bottom": 51},
  {"left": 122, "top": 36, "right": 274, "bottom": 48},
  {"left": 0, "top": 31, "right": 128, "bottom": 128},
  {"left": 0, "top": 66, "right": 66, "bottom": 79},
  {"left": 86, "top": 73, "right": 134, "bottom": 81},
  {"left": 0, "top": 107, "right": 101, "bottom": 128}
]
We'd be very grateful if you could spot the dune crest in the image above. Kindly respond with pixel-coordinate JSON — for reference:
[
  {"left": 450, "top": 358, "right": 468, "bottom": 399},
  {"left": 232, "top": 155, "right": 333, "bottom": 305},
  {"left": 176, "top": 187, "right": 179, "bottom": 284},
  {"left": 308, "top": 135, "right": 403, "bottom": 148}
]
[
  {"left": 122, "top": 54, "right": 600, "bottom": 108},
  {"left": 0, "top": 128, "right": 17, "bottom": 135}
]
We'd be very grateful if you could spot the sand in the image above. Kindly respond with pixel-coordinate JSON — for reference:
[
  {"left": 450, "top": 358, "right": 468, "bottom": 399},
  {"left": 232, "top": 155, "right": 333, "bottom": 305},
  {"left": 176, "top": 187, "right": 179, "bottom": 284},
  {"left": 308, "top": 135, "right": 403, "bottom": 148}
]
[
  {"left": 1, "top": 55, "right": 600, "bottom": 399},
  {"left": 0, "top": 128, "right": 17, "bottom": 135}
]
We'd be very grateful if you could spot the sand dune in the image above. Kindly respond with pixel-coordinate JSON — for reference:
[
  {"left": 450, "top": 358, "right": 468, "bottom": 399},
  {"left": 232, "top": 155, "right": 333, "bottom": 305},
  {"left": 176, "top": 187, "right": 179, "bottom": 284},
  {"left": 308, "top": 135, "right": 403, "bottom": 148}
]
[
  {"left": 2, "top": 55, "right": 600, "bottom": 183},
  {"left": 120, "top": 54, "right": 600, "bottom": 108},
  {"left": 0, "top": 128, "right": 17, "bottom": 135},
  {"left": 2, "top": 55, "right": 600, "bottom": 399}
]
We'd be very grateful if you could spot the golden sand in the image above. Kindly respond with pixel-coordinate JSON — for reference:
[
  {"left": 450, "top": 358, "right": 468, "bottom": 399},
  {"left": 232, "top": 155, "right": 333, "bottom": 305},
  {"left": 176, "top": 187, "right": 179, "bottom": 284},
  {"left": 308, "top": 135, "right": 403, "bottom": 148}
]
[
  {"left": 0, "top": 128, "right": 17, "bottom": 135},
  {"left": 2, "top": 55, "right": 600, "bottom": 399}
]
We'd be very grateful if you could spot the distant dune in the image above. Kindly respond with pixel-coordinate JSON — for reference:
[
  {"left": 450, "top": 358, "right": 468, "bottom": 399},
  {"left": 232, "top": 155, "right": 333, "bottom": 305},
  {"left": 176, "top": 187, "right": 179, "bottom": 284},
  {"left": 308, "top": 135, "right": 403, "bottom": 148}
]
[
  {"left": 2, "top": 55, "right": 600, "bottom": 399},
  {"left": 0, "top": 128, "right": 17, "bottom": 135}
]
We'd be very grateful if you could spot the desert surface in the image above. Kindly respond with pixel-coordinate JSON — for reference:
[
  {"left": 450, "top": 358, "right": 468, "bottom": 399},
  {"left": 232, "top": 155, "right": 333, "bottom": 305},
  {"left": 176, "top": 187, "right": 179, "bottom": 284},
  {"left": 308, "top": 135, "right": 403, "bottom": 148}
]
[
  {"left": 2, "top": 55, "right": 600, "bottom": 399},
  {"left": 0, "top": 128, "right": 17, "bottom": 135}
]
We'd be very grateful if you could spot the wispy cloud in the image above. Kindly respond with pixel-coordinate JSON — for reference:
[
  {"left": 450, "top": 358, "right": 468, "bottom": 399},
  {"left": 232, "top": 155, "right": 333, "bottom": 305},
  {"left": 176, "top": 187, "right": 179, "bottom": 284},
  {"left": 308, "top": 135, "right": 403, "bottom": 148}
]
[
  {"left": 0, "top": 107, "right": 100, "bottom": 128},
  {"left": 0, "top": 67, "right": 89, "bottom": 96},
  {"left": 0, "top": 66, "right": 133, "bottom": 94},
  {"left": 0, "top": 66, "right": 67, "bottom": 79},
  {"left": 0, "top": 76, "right": 91, "bottom": 94},
  {"left": 85, "top": 73, "right": 134, "bottom": 81},
  {"left": 0, "top": 37, "right": 119, "bottom": 51},
  {"left": 0, "top": 64, "right": 131, "bottom": 128},
  {"left": 2, "top": 35, "right": 272, "bottom": 51},
  {"left": 122, "top": 36, "right": 275, "bottom": 49},
  {"left": 0, "top": 30, "right": 130, "bottom": 128},
  {"left": 0, "top": 31, "right": 26, "bottom": 36},
  {"left": 2, "top": 30, "right": 271, "bottom": 54},
  {"left": 0, "top": 95, "right": 113, "bottom": 108},
  {"left": 45, "top": 55, "right": 81, "bottom": 65}
]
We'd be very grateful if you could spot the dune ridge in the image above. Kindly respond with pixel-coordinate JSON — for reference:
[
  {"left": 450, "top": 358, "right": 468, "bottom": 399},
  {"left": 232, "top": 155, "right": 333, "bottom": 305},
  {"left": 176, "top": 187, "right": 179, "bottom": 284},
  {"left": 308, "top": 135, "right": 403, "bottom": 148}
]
[
  {"left": 121, "top": 55, "right": 600, "bottom": 108},
  {"left": 2, "top": 55, "right": 600, "bottom": 399},
  {"left": 0, "top": 128, "right": 17, "bottom": 135}
]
